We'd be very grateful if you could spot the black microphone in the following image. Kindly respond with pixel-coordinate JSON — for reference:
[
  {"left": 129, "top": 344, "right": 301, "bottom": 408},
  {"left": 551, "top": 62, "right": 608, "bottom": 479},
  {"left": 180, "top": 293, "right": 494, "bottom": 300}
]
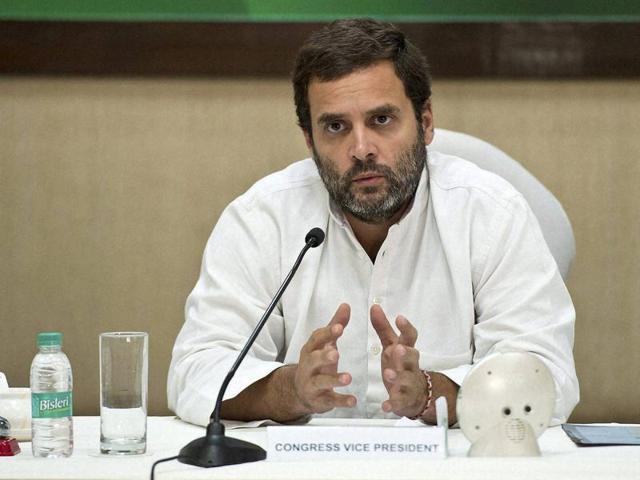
[
  {"left": 177, "top": 227, "right": 325, "bottom": 468},
  {"left": 305, "top": 227, "right": 325, "bottom": 247}
]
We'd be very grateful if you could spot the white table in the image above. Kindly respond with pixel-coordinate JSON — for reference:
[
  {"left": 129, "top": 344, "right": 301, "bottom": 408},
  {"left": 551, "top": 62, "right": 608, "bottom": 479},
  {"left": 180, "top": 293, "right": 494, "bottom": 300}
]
[{"left": 1, "top": 417, "right": 638, "bottom": 480}]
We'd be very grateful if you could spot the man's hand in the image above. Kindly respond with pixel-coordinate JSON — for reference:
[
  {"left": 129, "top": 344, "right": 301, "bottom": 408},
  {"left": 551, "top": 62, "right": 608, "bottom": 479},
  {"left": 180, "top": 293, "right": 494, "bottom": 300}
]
[
  {"left": 292, "top": 303, "right": 357, "bottom": 414},
  {"left": 221, "top": 303, "right": 356, "bottom": 422},
  {"left": 370, "top": 304, "right": 427, "bottom": 418}
]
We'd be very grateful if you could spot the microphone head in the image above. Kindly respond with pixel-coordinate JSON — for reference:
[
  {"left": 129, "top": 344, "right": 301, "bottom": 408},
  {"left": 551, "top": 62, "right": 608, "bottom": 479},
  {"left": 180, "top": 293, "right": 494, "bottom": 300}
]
[{"left": 305, "top": 227, "right": 325, "bottom": 248}]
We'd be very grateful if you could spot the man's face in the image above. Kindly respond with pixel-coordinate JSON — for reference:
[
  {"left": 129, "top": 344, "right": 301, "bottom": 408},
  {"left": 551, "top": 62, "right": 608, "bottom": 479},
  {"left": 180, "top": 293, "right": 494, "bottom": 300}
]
[{"left": 305, "top": 61, "right": 434, "bottom": 224}]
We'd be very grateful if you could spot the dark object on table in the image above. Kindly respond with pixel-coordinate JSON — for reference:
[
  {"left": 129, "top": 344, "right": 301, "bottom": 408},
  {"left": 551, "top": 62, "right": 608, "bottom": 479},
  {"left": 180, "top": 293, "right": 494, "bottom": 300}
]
[
  {"left": 0, "top": 416, "right": 10, "bottom": 437},
  {"left": 0, "top": 416, "right": 21, "bottom": 456},
  {"left": 562, "top": 424, "right": 640, "bottom": 446}
]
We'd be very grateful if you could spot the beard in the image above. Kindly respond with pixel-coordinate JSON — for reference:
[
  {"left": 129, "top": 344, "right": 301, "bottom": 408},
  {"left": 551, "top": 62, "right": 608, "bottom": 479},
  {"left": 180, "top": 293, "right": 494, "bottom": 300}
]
[{"left": 312, "top": 129, "right": 427, "bottom": 225}]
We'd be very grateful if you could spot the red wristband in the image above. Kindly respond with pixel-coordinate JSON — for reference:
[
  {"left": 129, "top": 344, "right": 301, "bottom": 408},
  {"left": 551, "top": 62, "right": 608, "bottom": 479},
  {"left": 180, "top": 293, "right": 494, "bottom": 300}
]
[{"left": 408, "top": 370, "right": 433, "bottom": 420}]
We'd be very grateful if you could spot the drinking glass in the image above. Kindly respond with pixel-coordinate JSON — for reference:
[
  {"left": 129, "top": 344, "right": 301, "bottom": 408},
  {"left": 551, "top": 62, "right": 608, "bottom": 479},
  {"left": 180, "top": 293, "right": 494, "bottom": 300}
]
[{"left": 99, "top": 332, "right": 148, "bottom": 455}]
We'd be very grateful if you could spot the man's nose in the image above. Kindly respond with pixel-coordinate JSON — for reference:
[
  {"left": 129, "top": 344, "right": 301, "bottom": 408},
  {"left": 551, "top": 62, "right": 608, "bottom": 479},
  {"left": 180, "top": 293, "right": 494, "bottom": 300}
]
[{"left": 349, "top": 125, "right": 378, "bottom": 162}]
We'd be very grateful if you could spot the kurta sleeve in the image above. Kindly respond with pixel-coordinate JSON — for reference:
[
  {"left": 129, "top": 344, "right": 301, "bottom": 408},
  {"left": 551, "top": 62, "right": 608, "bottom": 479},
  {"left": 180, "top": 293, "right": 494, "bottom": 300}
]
[
  {"left": 167, "top": 199, "right": 286, "bottom": 427},
  {"left": 471, "top": 193, "right": 579, "bottom": 425}
]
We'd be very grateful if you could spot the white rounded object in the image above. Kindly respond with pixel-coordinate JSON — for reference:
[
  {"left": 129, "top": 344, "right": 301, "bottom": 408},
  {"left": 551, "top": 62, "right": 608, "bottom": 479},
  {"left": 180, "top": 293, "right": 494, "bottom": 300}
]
[
  {"left": 0, "top": 387, "right": 31, "bottom": 441},
  {"left": 457, "top": 351, "right": 555, "bottom": 444}
]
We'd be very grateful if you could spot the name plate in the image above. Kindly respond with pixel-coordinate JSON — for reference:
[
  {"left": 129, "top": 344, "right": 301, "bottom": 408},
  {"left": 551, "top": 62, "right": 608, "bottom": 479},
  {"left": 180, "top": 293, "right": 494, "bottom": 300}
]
[{"left": 267, "top": 425, "right": 447, "bottom": 461}]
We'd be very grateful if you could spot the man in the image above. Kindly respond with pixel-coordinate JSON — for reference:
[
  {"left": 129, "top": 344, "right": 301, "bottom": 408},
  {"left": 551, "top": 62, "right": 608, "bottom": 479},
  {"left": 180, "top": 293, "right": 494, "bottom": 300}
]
[{"left": 167, "top": 19, "right": 579, "bottom": 427}]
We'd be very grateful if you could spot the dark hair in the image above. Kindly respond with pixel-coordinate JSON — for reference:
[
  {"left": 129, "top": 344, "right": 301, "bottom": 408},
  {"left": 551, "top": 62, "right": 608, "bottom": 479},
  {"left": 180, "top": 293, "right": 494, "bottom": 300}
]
[{"left": 293, "top": 18, "right": 432, "bottom": 135}]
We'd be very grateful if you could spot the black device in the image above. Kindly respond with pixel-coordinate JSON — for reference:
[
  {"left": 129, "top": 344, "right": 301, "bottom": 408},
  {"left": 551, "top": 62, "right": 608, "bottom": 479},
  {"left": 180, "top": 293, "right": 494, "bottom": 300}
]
[{"left": 176, "top": 227, "right": 326, "bottom": 468}]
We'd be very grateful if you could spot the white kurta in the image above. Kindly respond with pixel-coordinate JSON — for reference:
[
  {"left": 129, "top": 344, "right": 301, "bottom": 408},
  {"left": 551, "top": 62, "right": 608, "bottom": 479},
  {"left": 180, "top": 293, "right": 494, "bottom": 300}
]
[{"left": 167, "top": 152, "right": 579, "bottom": 427}]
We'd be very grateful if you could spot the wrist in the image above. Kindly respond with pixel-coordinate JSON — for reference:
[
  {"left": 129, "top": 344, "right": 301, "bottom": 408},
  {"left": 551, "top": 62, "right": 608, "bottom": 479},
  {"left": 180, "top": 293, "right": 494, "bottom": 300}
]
[
  {"left": 280, "top": 364, "right": 314, "bottom": 418},
  {"left": 420, "top": 372, "right": 459, "bottom": 425},
  {"left": 408, "top": 370, "right": 433, "bottom": 421}
]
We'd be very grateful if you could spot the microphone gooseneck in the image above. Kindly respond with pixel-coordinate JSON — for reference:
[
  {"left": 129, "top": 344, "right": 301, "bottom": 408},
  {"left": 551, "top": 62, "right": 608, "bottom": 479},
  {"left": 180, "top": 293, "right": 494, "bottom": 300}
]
[{"left": 176, "top": 228, "right": 325, "bottom": 469}]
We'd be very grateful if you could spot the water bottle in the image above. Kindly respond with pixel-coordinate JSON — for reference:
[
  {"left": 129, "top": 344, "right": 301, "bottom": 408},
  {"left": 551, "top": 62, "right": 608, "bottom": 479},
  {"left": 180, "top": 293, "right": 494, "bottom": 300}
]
[{"left": 30, "top": 332, "right": 73, "bottom": 457}]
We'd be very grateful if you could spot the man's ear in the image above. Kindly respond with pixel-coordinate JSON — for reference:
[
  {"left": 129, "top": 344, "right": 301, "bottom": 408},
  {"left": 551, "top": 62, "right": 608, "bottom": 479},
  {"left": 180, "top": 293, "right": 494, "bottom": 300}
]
[
  {"left": 421, "top": 100, "right": 434, "bottom": 146},
  {"left": 302, "top": 128, "right": 314, "bottom": 151}
]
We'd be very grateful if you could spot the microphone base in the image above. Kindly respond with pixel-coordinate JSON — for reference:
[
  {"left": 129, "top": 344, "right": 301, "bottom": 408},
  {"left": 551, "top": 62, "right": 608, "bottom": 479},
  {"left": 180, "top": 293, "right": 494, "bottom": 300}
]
[{"left": 178, "top": 423, "right": 266, "bottom": 468}]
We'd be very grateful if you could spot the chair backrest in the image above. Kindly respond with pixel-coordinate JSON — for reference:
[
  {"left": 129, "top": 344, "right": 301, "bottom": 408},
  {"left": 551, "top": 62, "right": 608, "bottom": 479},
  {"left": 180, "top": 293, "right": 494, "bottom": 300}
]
[{"left": 430, "top": 128, "right": 575, "bottom": 280}]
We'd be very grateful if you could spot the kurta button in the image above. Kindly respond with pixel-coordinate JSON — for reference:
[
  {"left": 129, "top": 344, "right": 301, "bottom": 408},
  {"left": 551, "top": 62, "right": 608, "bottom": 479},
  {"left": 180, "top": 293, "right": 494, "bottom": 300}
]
[
  {"left": 372, "top": 296, "right": 382, "bottom": 304},
  {"left": 371, "top": 344, "right": 382, "bottom": 355}
]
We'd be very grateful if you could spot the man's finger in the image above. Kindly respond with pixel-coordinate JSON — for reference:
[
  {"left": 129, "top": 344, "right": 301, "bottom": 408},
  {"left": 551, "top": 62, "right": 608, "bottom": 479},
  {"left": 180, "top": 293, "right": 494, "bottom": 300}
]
[
  {"left": 396, "top": 315, "right": 418, "bottom": 347},
  {"left": 305, "top": 324, "right": 343, "bottom": 353},
  {"left": 329, "top": 303, "right": 351, "bottom": 328},
  {"left": 307, "top": 347, "right": 339, "bottom": 372},
  {"left": 370, "top": 304, "right": 398, "bottom": 347},
  {"left": 383, "top": 367, "right": 398, "bottom": 383},
  {"left": 311, "top": 372, "right": 352, "bottom": 391},
  {"left": 326, "top": 392, "right": 357, "bottom": 409},
  {"left": 391, "top": 344, "right": 419, "bottom": 371}
]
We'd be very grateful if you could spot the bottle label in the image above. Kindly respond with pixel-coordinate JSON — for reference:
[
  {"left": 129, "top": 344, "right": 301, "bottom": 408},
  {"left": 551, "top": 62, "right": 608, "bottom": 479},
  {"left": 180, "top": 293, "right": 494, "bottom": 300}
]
[{"left": 31, "top": 392, "right": 73, "bottom": 419}]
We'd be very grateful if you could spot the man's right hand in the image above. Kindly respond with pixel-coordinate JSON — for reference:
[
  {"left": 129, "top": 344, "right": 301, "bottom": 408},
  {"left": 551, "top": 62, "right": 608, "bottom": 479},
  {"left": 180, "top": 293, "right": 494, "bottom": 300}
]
[
  {"left": 292, "top": 303, "right": 357, "bottom": 414},
  {"left": 220, "top": 303, "right": 356, "bottom": 422}
]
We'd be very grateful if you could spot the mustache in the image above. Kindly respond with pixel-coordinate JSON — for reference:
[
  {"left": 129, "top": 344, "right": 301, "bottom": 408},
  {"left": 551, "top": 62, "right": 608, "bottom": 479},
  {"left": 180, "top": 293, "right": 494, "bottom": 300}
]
[{"left": 342, "top": 160, "right": 394, "bottom": 183}]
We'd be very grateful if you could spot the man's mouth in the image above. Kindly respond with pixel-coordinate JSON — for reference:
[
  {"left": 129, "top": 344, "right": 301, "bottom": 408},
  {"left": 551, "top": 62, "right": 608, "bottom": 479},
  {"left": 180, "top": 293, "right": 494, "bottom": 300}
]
[{"left": 352, "top": 173, "right": 385, "bottom": 185}]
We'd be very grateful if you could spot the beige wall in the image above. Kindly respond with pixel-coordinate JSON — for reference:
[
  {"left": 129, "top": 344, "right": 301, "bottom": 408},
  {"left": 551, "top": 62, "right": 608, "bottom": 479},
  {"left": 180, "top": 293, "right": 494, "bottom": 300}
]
[{"left": 1, "top": 77, "right": 639, "bottom": 423}]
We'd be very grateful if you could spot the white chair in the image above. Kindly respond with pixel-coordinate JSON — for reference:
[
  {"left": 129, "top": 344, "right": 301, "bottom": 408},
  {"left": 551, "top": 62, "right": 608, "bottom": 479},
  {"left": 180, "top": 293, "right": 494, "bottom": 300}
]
[{"left": 430, "top": 128, "right": 575, "bottom": 280}]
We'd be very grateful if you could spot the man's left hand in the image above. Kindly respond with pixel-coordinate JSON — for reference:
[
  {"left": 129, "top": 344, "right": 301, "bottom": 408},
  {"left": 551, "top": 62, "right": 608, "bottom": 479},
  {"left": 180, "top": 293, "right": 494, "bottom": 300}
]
[{"left": 370, "top": 304, "right": 427, "bottom": 418}]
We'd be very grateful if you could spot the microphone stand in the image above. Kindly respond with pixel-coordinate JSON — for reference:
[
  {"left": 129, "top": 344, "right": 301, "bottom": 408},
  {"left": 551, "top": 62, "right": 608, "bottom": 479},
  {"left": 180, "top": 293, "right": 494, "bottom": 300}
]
[{"left": 177, "top": 228, "right": 325, "bottom": 468}]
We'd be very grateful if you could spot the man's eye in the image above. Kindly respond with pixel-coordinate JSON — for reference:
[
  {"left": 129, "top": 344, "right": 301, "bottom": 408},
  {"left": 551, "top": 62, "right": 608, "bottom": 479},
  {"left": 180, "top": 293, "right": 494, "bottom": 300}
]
[
  {"left": 374, "top": 115, "right": 391, "bottom": 125},
  {"left": 327, "top": 122, "right": 344, "bottom": 133}
]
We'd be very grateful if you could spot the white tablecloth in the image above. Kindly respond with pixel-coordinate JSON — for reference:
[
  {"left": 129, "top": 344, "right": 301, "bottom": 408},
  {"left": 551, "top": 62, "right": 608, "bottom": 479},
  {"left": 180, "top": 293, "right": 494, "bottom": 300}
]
[{"left": 1, "top": 417, "right": 638, "bottom": 480}]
